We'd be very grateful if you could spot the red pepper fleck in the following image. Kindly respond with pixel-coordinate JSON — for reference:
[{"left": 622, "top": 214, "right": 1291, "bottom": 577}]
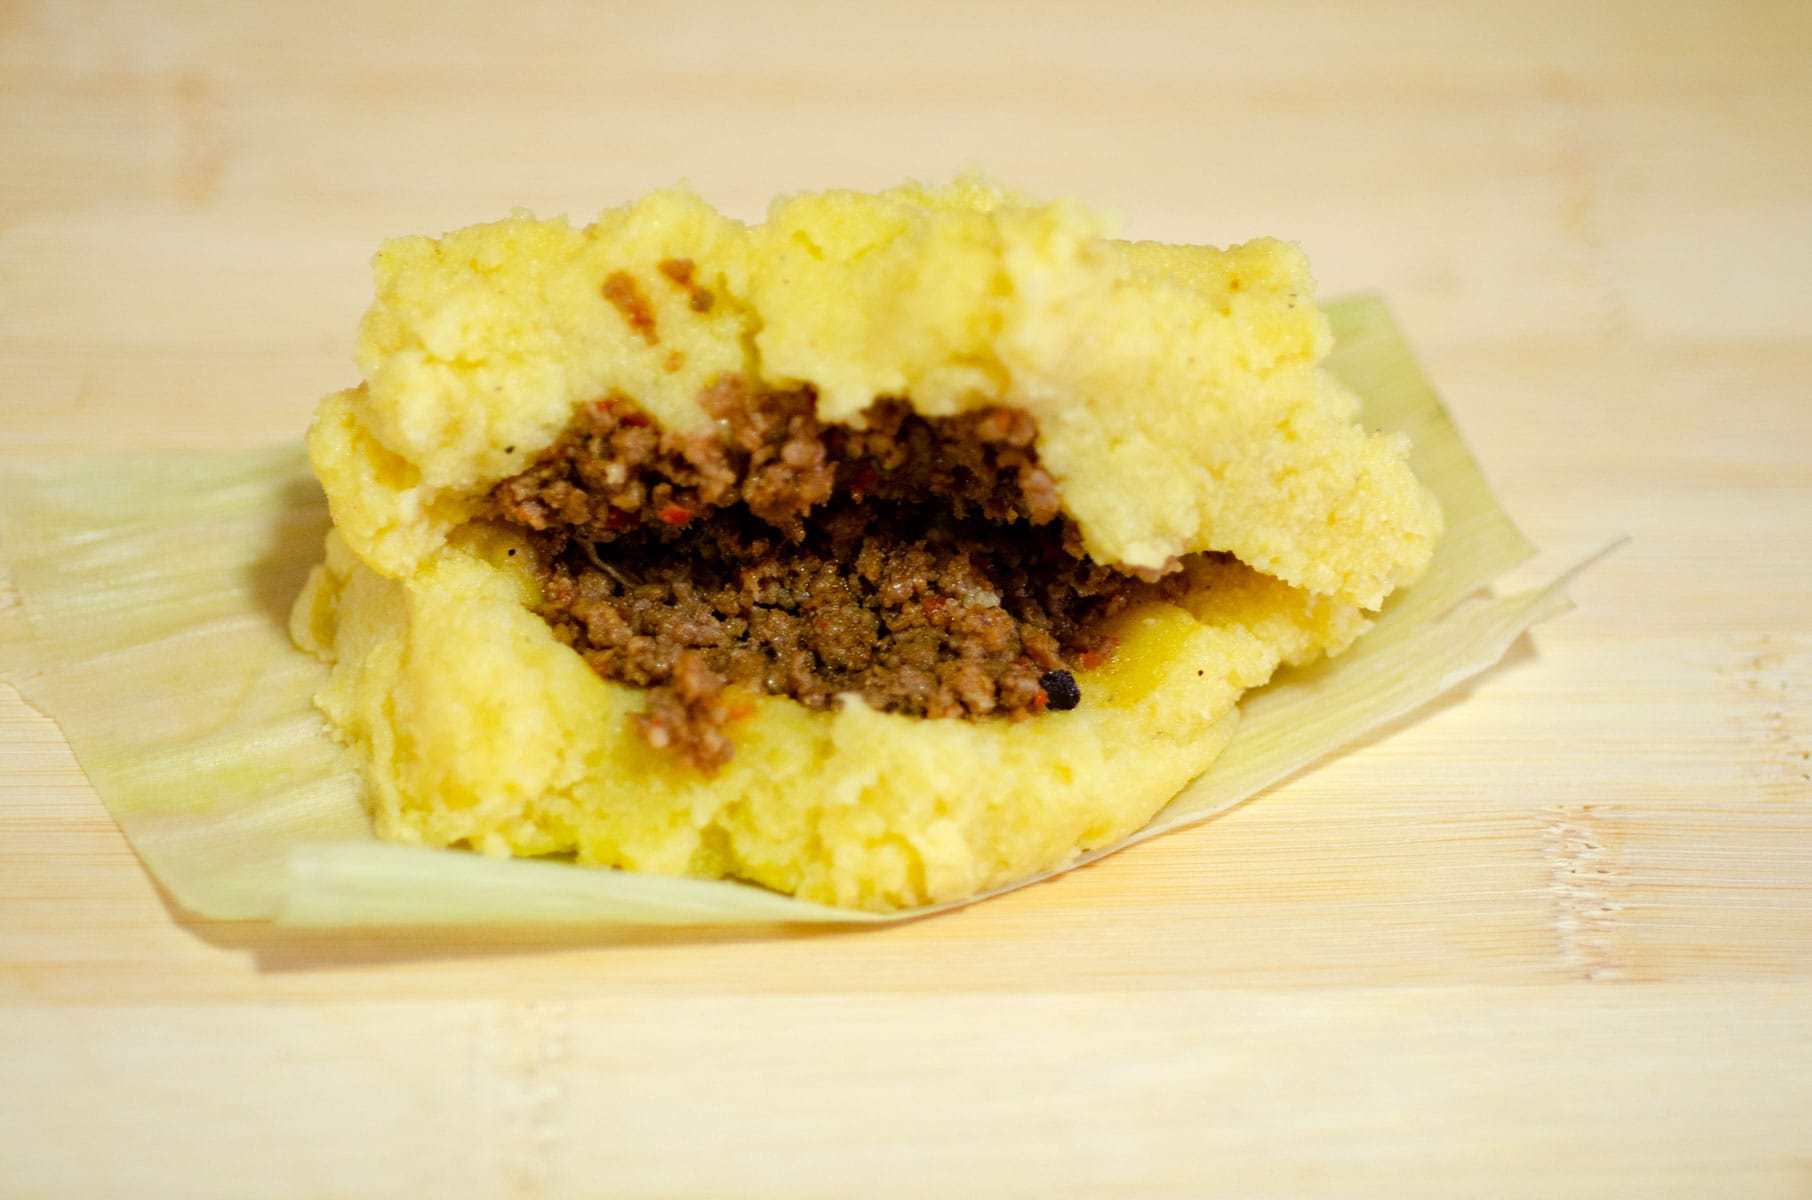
[
  {"left": 657, "top": 503, "right": 695, "bottom": 526},
  {"left": 848, "top": 464, "right": 878, "bottom": 498},
  {"left": 1075, "top": 646, "right": 1114, "bottom": 671},
  {"left": 605, "top": 508, "right": 635, "bottom": 530},
  {"left": 620, "top": 411, "right": 651, "bottom": 427}
]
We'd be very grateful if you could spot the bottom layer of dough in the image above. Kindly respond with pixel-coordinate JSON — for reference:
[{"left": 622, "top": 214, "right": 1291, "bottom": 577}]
[{"left": 291, "top": 525, "right": 1366, "bottom": 911}]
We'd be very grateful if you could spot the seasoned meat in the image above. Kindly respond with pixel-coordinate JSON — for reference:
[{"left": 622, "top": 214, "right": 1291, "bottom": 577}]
[{"left": 486, "top": 378, "right": 1195, "bottom": 770}]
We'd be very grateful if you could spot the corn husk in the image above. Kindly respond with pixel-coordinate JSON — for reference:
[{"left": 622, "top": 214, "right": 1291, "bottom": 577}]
[{"left": 0, "top": 296, "right": 1594, "bottom": 927}]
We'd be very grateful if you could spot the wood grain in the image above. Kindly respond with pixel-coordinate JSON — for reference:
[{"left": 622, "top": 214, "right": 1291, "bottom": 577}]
[{"left": 2, "top": 1, "right": 1809, "bottom": 1196}]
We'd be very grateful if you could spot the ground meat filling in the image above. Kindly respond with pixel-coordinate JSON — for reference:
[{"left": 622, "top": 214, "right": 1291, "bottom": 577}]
[{"left": 486, "top": 377, "right": 1195, "bottom": 771}]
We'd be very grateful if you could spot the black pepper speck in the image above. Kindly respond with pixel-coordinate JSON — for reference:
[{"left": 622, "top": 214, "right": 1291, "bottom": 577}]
[{"left": 1040, "top": 669, "right": 1081, "bottom": 711}]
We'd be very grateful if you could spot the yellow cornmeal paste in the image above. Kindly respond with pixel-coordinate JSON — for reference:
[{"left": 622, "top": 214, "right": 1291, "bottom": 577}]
[{"left": 293, "top": 181, "right": 1438, "bottom": 911}]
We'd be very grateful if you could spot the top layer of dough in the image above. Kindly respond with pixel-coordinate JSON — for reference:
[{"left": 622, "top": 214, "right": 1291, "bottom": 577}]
[{"left": 309, "top": 179, "right": 1439, "bottom": 608}]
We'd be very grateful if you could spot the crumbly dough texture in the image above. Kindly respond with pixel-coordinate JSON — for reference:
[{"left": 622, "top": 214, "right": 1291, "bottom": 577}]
[
  {"left": 292, "top": 526, "right": 1369, "bottom": 909},
  {"left": 316, "top": 179, "right": 1437, "bottom": 603},
  {"left": 295, "top": 179, "right": 1438, "bottom": 911}
]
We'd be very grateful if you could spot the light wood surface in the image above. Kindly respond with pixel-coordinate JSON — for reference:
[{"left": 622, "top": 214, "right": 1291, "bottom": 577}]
[{"left": 3, "top": 2, "right": 1809, "bottom": 1196}]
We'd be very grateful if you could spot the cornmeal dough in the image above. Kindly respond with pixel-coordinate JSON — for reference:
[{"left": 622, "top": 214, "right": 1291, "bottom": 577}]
[{"left": 291, "top": 180, "right": 1438, "bottom": 910}]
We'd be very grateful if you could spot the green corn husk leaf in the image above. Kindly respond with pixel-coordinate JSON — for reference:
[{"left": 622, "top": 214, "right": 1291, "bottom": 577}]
[{"left": 0, "top": 295, "right": 1595, "bottom": 927}]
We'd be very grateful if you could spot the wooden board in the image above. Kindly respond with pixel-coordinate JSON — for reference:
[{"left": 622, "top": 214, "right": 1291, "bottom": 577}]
[{"left": 2, "top": 1, "right": 1809, "bottom": 1195}]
